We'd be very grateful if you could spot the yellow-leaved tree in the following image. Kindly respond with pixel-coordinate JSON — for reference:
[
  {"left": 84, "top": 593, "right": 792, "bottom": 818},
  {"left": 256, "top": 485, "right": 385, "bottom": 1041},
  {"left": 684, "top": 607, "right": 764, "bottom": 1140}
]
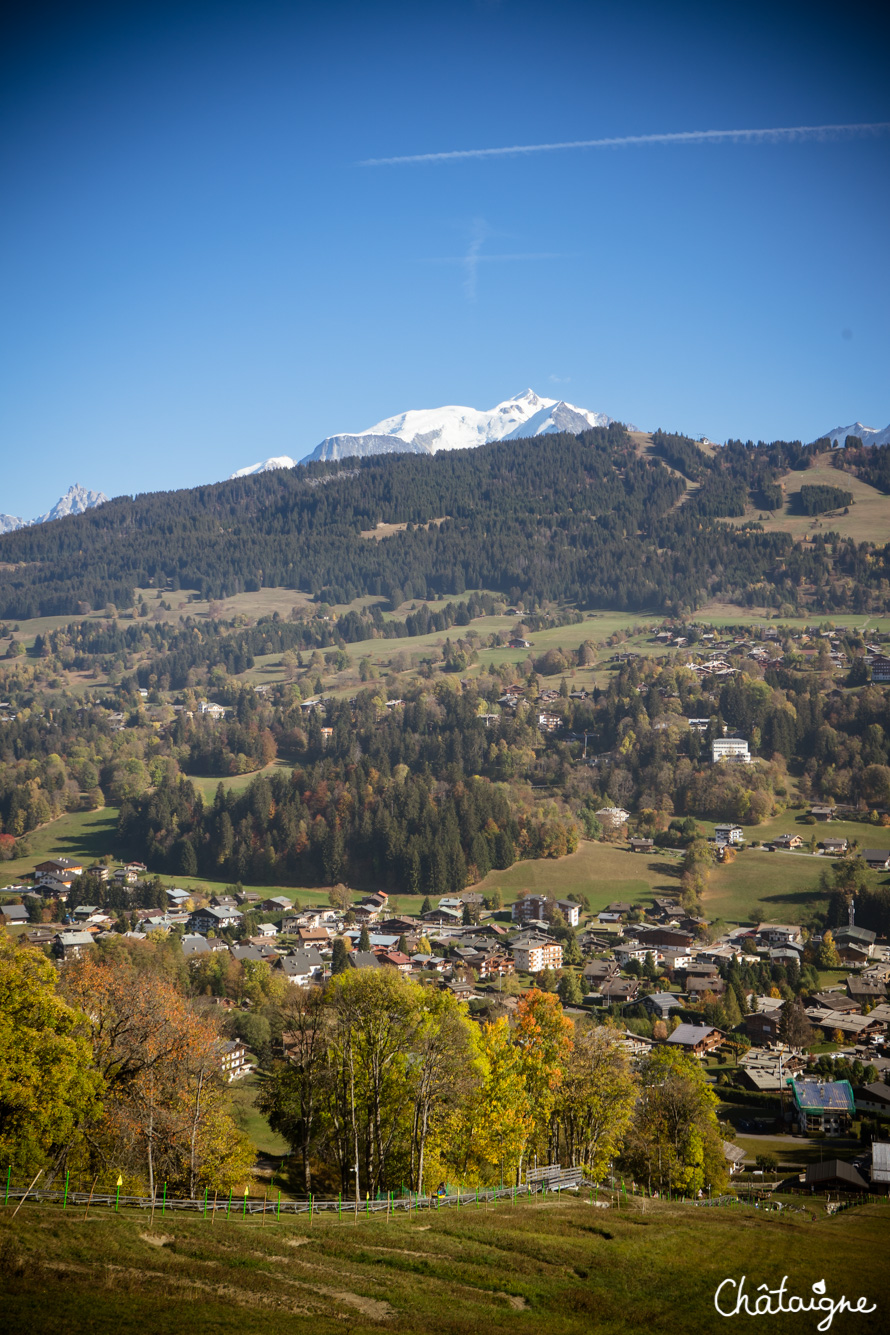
[{"left": 0, "top": 940, "right": 102, "bottom": 1175}]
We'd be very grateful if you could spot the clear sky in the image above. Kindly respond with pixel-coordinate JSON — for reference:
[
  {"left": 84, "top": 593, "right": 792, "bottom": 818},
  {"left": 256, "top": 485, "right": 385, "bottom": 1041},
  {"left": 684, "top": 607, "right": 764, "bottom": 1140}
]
[{"left": 2, "top": 0, "right": 889, "bottom": 518}]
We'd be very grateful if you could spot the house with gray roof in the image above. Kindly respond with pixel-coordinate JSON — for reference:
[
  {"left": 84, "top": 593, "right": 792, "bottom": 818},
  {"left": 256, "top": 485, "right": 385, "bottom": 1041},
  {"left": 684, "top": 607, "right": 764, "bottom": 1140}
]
[{"left": 277, "top": 948, "right": 324, "bottom": 986}]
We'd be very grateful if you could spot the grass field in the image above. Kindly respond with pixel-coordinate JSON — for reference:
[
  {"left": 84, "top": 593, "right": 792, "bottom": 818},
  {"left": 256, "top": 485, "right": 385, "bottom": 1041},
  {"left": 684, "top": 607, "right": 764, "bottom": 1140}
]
[
  {"left": 3, "top": 801, "right": 875, "bottom": 928},
  {"left": 0, "top": 807, "right": 120, "bottom": 889},
  {"left": 228, "top": 1077, "right": 290, "bottom": 1158},
  {"left": 2, "top": 1192, "right": 887, "bottom": 1334},
  {"left": 724, "top": 462, "right": 890, "bottom": 546},
  {"left": 187, "top": 761, "right": 294, "bottom": 802}
]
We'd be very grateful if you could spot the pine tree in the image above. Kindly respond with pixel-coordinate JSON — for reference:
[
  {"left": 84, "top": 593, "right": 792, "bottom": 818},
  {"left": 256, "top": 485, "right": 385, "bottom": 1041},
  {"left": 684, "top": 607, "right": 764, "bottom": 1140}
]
[
  {"left": 331, "top": 937, "right": 349, "bottom": 974},
  {"left": 358, "top": 924, "right": 371, "bottom": 952}
]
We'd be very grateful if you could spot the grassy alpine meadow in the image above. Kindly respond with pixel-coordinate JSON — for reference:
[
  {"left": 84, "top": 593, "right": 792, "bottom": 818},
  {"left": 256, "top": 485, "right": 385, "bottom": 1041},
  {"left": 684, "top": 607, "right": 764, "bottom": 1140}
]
[{"left": 1, "top": 1192, "right": 888, "bottom": 1334}]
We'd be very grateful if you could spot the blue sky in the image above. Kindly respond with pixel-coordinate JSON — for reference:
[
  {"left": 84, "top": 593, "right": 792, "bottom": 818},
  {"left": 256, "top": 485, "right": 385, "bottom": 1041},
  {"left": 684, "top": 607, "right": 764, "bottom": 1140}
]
[{"left": 2, "top": 0, "right": 889, "bottom": 518}]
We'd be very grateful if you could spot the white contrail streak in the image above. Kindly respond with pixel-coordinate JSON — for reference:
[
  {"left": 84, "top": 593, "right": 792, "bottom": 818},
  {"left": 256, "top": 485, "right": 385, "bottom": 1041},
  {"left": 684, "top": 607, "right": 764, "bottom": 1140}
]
[{"left": 361, "top": 122, "right": 890, "bottom": 166}]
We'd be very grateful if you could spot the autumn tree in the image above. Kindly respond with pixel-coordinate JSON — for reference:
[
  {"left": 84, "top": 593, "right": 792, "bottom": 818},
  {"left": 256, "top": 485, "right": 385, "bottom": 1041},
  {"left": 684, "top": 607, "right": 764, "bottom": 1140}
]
[
  {"left": 513, "top": 989, "right": 574, "bottom": 1168},
  {"left": 622, "top": 1046, "right": 728, "bottom": 1197},
  {"left": 552, "top": 1024, "right": 637, "bottom": 1180},
  {"left": 62, "top": 945, "right": 254, "bottom": 1196},
  {"left": 0, "top": 940, "right": 102, "bottom": 1175}
]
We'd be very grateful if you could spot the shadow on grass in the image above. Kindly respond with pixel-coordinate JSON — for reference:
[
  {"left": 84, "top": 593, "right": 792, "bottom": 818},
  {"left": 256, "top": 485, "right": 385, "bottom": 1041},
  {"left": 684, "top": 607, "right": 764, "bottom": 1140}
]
[{"left": 57, "top": 811, "right": 120, "bottom": 862}]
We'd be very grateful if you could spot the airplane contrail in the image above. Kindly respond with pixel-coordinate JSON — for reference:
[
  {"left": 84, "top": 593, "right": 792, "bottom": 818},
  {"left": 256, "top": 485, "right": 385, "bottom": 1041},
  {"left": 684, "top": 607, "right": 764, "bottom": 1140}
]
[{"left": 361, "top": 122, "right": 890, "bottom": 166}]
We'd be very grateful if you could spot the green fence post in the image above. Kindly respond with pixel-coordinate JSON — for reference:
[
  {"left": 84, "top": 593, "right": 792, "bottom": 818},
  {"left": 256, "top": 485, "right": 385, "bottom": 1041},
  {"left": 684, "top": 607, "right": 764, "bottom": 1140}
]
[
  {"left": 277, "top": 1190, "right": 281, "bottom": 1221},
  {"left": 63, "top": 1170, "right": 69, "bottom": 1210},
  {"left": 242, "top": 1187, "right": 249, "bottom": 1220},
  {"left": 4, "top": 1167, "right": 10, "bottom": 1207},
  {"left": 225, "top": 1188, "right": 231, "bottom": 1219},
  {"left": 115, "top": 1175, "right": 122, "bottom": 1212},
  {"left": 338, "top": 1192, "right": 341, "bottom": 1223},
  {"left": 162, "top": 1182, "right": 167, "bottom": 1217}
]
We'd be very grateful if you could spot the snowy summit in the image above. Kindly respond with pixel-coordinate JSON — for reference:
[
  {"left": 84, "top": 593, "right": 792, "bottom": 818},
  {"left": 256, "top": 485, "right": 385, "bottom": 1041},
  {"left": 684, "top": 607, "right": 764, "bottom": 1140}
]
[
  {"left": 304, "top": 388, "right": 620, "bottom": 463},
  {"left": 0, "top": 484, "right": 109, "bottom": 533},
  {"left": 821, "top": 420, "right": 890, "bottom": 448},
  {"left": 231, "top": 389, "right": 624, "bottom": 476}
]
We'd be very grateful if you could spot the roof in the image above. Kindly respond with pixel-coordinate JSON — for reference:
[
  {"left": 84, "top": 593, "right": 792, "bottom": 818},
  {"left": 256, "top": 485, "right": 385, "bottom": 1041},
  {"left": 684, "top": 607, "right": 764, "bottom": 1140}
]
[
  {"left": 181, "top": 934, "right": 210, "bottom": 957},
  {"left": 644, "top": 993, "right": 683, "bottom": 1014},
  {"left": 859, "top": 1081, "right": 890, "bottom": 1103},
  {"left": 790, "top": 1079, "right": 855, "bottom": 1114},
  {"left": 836, "top": 926, "right": 877, "bottom": 945},
  {"left": 722, "top": 1140, "right": 746, "bottom": 1165},
  {"left": 280, "top": 948, "right": 323, "bottom": 975},
  {"left": 667, "top": 1023, "right": 720, "bottom": 1046},
  {"left": 230, "top": 945, "right": 268, "bottom": 962},
  {"left": 347, "top": 951, "right": 380, "bottom": 969},
  {"left": 192, "top": 904, "right": 243, "bottom": 921},
  {"left": 56, "top": 931, "right": 94, "bottom": 947},
  {"left": 803, "top": 1160, "right": 868, "bottom": 1190}
]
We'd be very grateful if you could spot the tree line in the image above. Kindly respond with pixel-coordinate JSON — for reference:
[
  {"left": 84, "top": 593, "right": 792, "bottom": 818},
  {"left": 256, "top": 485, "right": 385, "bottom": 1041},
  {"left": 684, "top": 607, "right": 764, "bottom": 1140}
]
[{"left": 0, "top": 424, "right": 886, "bottom": 620}]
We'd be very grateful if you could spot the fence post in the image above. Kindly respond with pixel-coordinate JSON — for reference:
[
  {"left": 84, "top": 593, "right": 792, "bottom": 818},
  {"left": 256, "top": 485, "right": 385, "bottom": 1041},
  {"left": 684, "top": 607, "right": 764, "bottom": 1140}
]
[
  {"left": 278, "top": 1190, "right": 281, "bottom": 1222},
  {"left": 310, "top": 1193, "right": 313, "bottom": 1225},
  {"left": 162, "top": 1182, "right": 167, "bottom": 1218},
  {"left": 242, "top": 1187, "right": 248, "bottom": 1220},
  {"left": 338, "top": 1192, "right": 341, "bottom": 1223},
  {"left": 83, "top": 1175, "right": 97, "bottom": 1222},
  {"left": 226, "top": 1188, "right": 231, "bottom": 1220},
  {"left": 204, "top": 1187, "right": 208, "bottom": 1220},
  {"left": 63, "top": 1170, "right": 69, "bottom": 1210}
]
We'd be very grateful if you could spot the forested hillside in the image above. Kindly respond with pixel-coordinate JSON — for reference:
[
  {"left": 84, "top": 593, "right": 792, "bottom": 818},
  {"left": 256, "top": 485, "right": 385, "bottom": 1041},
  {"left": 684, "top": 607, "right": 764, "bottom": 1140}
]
[{"left": 0, "top": 425, "right": 886, "bottom": 619}]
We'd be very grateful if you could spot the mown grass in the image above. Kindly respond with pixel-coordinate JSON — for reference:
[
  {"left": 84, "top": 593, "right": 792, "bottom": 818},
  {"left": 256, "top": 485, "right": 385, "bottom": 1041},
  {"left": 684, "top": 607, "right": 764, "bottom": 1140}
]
[
  {"left": 1, "top": 1192, "right": 887, "bottom": 1334},
  {"left": 0, "top": 807, "right": 120, "bottom": 889}
]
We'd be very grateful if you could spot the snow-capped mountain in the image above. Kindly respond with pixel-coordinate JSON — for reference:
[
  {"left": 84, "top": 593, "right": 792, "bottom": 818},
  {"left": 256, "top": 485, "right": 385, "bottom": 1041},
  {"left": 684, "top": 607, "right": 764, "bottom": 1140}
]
[
  {"left": 302, "top": 389, "right": 619, "bottom": 464},
  {"left": 33, "top": 484, "right": 109, "bottom": 525},
  {"left": 231, "top": 455, "right": 299, "bottom": 479},
  {"left": 821, "top": 420, "right": 890, "bottom": 448},
  {"left": 0, "top": 485, "right": 109, "bottom": 534}
]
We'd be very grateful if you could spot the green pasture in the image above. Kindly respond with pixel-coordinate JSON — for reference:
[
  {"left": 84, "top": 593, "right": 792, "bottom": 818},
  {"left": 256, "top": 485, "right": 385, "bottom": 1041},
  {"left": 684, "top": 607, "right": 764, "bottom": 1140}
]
[
  {"left": 227, "top": 1076, "right": 290, "bottom": 1158},
  {"left": 0, "top": 807, "right": 121, "bottom": 889},
  {"left": 3, "top": 799, "right": 865, "bottom": 929},
  {"left": 1, "top": 1190, "right": 887, "bottom": 1334}
]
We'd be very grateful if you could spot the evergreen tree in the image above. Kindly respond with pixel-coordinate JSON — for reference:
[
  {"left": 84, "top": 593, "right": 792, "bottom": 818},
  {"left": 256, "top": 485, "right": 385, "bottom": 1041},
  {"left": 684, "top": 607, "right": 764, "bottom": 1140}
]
[
  {"left": 331, "top": 937, "right": 349, "bottom": 974},
  {"left": 358, "top": 924, "right": 371, "bottom": 952}
]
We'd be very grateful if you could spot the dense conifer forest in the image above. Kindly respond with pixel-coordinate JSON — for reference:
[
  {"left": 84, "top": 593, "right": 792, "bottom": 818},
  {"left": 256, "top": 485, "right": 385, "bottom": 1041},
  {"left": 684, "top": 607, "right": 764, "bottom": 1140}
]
[{"left": 0, "top": 426, "right": 887, "bottom": 619}]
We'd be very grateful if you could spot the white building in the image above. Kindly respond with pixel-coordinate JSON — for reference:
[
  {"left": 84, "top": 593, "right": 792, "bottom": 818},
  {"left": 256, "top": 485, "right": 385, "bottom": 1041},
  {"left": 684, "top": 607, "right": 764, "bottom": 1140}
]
[
  {"left": 511, "top": 937, "right": 563, "bottom": 974},
  {"left": 714, "top": 824, "right": 745, "bottom": 845},
  {"left": 711, "top": 738, "right": 751, "bottom": 764}
]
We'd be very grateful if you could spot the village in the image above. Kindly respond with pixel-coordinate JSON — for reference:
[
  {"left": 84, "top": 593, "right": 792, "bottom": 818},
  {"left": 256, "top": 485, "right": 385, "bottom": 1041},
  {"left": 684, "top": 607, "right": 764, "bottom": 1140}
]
[{"left": 4, "top": 819, "right": 890, "bottom": 1200}]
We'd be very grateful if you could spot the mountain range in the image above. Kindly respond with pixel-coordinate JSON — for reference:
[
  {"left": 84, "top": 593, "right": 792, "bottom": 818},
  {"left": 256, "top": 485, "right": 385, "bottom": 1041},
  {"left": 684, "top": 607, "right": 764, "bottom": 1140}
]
[
  {"left": 823, "top": 421, "right": 890, "bottom": 449},
  {"left": 230, "top": 389, "right": 624, "bottom": 477},
  {"left": 230, "top": 391, "right": 890, "bottom": 480},
  {"left": 0, "top": 484, "right": 109, "bottom": 534}
]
